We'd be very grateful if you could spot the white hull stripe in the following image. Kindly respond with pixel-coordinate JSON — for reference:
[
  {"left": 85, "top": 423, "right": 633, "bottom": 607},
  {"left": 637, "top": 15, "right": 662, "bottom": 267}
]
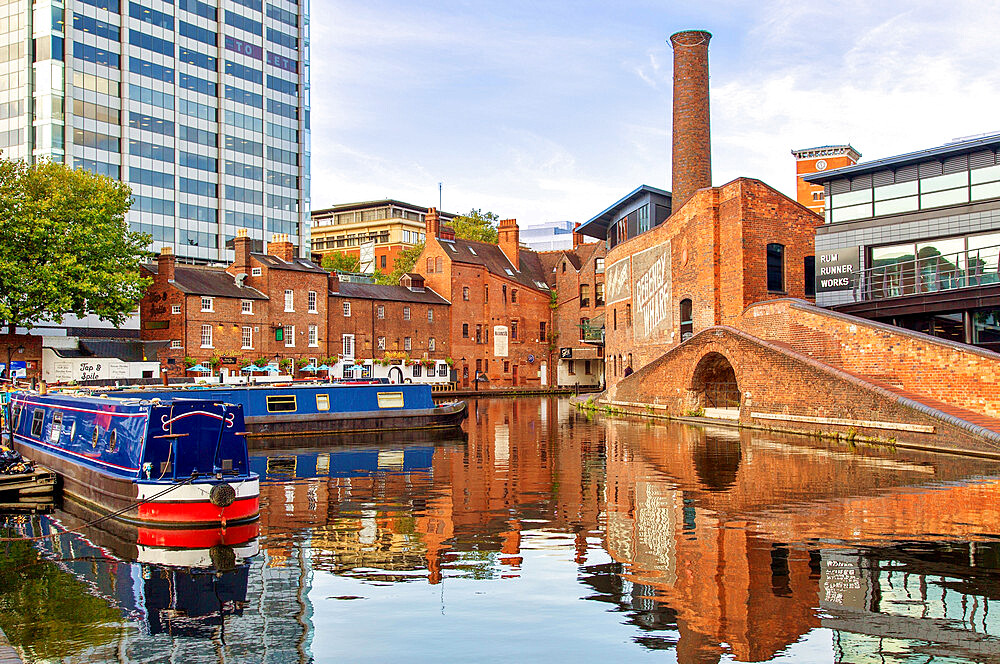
[
  {"left": 137, "top": 541, "right": 260, "bottom": 567},
  {"left": 15, "top": 433, "right": 139, "bottom": 473},
  {"left": 135, "top": 478, "right": 259, "bottom": 502}
]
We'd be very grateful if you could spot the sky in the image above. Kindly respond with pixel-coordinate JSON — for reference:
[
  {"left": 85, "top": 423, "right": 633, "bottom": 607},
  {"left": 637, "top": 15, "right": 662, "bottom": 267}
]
[{"left": 310, "top": 0, "right": 1000, "bottom": 227}]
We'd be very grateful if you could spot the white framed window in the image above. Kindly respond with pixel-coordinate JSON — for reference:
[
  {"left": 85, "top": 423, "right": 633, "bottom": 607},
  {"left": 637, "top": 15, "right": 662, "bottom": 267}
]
[
  {"left": 284, "top": 289, "right": 294, "bottom": 312},
  {"left": 377, "top": 336, "right": 385, "bottom": 350},
  {"left": 241, "top": 300, "right": 253, "bottom": 314},
  {"left": 242, "top": 326, "right": 253, "bottom": 349},
  {"left": 404, "top": 336, "right": 411, "bottom": 351},
  {"left": 251, "top": 267, "right": 262, "bottom": 276},
  {"left": 403, "top": 306, "right": 410, "bottom": 321},
  {"left": 343, "top": 301, "right": 351, "bottom": 317},
  {"left": 308, "top": 291, "right": 317, "bottom": 313},
  {"left": 284, "top": 325, "right": 295, "bottom": 347},
  {"left": 201, "top": 296, "right": 214, "bottom": 312},
  {"left": 308, "top": 324, "right": 318, "bottom": 347},
  {"left": 170, "top": 339, "right": 183, "bottom": 349},
  {"left": 377, "top": 305, "right": 384, "bottom": 319},
  {"left": 427, "top": 308, "right": 433, "bottom": 322},
  {"left": 171, "top": 305, "right": 181, "bottom": 315},
  {"left": 342, "top": 333, "right": 355, "bottom": 358},
  {"left": 429, "top": 337, "right": 436, "bottom": 351},
  {"left": 201, "top": 324, "right": 212, "bottom": 348}
]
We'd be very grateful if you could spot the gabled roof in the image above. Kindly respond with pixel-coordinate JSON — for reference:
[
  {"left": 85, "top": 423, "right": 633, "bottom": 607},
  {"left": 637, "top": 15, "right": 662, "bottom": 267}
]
[
  {"left": 252, "top": 253, "right": 326, "bottom": 273},
  {"left": 145, "top": 263, "right": 269, "bottom": 300},
  {"left": 333, "top": 282, "right": 450, "bottom": 305},
  {"left": 439, "top": 237, "right": 551, "bottom": 291}
]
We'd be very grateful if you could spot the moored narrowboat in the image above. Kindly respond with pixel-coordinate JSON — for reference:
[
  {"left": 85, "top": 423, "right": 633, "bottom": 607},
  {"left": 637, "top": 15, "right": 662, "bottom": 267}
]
[
  {"left": 98, "top": 382, "right": 468, "bottom": 438},
  {"left": 6, "top": 391, "right": 259, "bottom": 527}
]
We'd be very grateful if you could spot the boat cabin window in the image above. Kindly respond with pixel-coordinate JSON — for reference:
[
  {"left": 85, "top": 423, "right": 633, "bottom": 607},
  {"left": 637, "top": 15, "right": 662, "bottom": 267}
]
[
  {"left": 108, "top": 430, "right": 117, "bottom": 453},
  {"left": 49, "top": 411, "right": 62, "bottom": 442},
  {"left": 92, "top": 426, "right": 100, "bottom": 448},
  {"left": 315, "top": 394, "right": 330, "bottom": 411},
  {"left": 266, "top": 395, "right": 297, "bottom": 413},
  {"left": 30, "top": 410, "right": 44, "bottom": 438},
  {"left": 376, "top": 392, "right": 404, "bottom": 409}
]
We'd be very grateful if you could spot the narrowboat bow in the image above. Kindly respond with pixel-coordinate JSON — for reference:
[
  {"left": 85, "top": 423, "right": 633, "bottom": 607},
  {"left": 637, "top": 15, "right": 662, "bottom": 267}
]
[{"left": 7, "top": 391, "right": 259, "bottom": 527}]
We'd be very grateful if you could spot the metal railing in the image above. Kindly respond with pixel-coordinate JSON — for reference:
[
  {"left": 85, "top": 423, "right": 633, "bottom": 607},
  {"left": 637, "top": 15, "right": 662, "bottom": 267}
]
[
  {"left": 580, "top": 324, "right": 605, "bottom": 343},
  {"left": 852, "top": 243, "right": 1000, "bottom": 302},
  {"left": 704, "top": 381, "right": 740, "bottom": 409}
]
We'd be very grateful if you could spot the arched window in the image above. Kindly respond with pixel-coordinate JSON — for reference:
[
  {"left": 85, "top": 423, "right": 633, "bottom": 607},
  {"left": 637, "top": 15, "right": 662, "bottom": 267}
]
[
  {"left": 767, "top": 243, "right": 785, "bottom": 292},
  {"left": 680, "top": 298, "right": 693, "bottom": 341}
]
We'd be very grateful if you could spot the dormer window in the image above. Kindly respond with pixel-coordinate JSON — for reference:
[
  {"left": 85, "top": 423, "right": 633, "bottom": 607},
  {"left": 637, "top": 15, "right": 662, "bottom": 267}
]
[
  {"left": 504, "top": 268, "right": 514, "bottom": 276},
  {"left": 469, "top": 247, "right": 477, "bottom": 256}
]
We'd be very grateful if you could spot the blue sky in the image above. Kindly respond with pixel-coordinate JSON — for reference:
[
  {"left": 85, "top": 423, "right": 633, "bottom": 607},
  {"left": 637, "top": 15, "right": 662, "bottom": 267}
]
[{"left": 310, "top": 0, "right": 1000, "bottom": 225}]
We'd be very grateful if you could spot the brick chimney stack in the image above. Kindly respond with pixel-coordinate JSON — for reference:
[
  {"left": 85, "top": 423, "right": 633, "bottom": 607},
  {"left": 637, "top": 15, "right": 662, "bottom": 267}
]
[
  {"left": 572, "top": 222, "right": 583, "bottom": 250},
  {"left": 498, "top": 219, "right": 520, "bottom": 271},
  {"left": 670, "top": 29, "right": 712, "bottom": 211},
  {"left": 425, "top": 207, "right": 441, "bottom": 239},
  {"left": 158, "top": 246, "right": 175, "bottom": 283},
  {"left": 233, "top": 228, "right": 252, "bottom": 271},
  {"left": 268, "top": 233, "right": 295, "bottom": 262}
]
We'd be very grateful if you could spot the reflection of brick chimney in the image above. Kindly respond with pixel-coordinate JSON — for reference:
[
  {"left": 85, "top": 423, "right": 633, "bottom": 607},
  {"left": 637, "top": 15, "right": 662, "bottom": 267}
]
[
  {"left": 158, "top": 246, "right": 175, "bottom": 283},
  {"left": 498, "top": 219, "right": 519, "bottom": 271},
  {"left": 670, "top": 29, "right": 712, "bottom": 210},
  {"left": 572, "top": 222, "right": 583, "bottom": 249},
  {"left": 233, "top": 228, "right": 252, "bottom": 271},
  {"left": 268, "top": 233, "right": 295, "bottom": 262},
  {"left": 425, "top": 208, "right": 440, "bottom": 239}
]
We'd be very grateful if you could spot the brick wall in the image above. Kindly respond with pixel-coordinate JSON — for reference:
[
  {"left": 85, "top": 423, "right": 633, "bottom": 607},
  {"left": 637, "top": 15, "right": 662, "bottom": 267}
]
[{"left": 328, "top": 294, "right": 450, "bottom": 362}]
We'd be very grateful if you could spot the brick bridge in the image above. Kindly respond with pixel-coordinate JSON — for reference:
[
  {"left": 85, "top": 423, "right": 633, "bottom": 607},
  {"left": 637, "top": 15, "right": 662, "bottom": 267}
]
[{"left": 607, "top": 299, "right": 1000, "bottom": 455}]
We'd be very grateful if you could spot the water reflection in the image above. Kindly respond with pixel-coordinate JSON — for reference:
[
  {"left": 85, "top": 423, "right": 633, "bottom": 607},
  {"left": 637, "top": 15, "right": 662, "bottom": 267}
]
[{"left": 1, "top": 397, "right": 1000, "bottom": 662}]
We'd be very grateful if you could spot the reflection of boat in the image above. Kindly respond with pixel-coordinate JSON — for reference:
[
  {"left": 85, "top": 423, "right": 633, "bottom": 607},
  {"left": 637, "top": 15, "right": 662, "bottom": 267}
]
[
  {"left": 97, "top": 383, "right": 468, "bottom": 438},
  {"left": 8, "top": 391, "right": 259, "bottom": 527},
  {"left": 251, "top": 442, "right": 443, "bottom": 481}
]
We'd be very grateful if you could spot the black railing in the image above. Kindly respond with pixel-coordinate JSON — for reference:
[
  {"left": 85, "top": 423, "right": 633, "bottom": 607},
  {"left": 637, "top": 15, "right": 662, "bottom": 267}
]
[
  {"left": 852, "top": 243, "right": 1000, "bottom": 302},
  {"left": 704, "top": 381, "right": 740, "bottom": 409}
]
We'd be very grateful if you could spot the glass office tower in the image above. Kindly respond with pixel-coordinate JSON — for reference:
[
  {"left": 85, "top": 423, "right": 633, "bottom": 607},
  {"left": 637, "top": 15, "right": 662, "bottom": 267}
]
[{"left": 0, "top": 0, "right": 310, "bottom": 262}]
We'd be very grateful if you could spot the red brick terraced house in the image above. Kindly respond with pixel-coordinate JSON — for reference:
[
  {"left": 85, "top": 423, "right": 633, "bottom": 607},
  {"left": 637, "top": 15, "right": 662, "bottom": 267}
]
[{"left": 417, "top": 209, "right": 553, "bottom": 388}]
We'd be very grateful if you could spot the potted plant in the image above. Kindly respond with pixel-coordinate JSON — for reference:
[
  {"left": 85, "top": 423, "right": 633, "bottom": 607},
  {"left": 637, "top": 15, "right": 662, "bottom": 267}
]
[
  {"left": 296, "top": 358, "right": 310, "bottom": 369},
  {"left": 184, "top": 356, "right": 197, "bottom": 368},
  {"left": 278, "top": 358, "right": 293, "bottom": 373}
]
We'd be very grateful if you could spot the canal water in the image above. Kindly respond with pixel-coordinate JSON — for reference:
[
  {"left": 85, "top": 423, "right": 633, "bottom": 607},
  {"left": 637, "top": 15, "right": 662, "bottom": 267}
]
[{"left": 1, "top": 396, "right": 1000, "bottom": 663}]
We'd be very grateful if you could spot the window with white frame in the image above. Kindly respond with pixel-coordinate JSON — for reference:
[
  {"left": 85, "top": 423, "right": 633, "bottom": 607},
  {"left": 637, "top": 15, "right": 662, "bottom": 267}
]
[
  {"left": 284, "top": 325, "right": 294, "bottom": 347},
  {"left": 404, "top": 336, "right": 411, "bottom": 351},
  {"left": 170, "top": 339, "right": 183, "bottom": 349},
  {"left": 308, "top": 291, "right": 317, "bottom": 313},
  {"left": 242, "top": 326, "right": 253, "bottom": 349},
  {"left": 171, "top": 305, "right": 181, "bottom": 315},
  {"left": 403, "top": 306, "right": 410, "bottom": 321},
  {"left": 201, "top": 296, "right": 213, "bottom": 312},
  {"left": 251, "top": 267, "right": 262, "bottom": 276},
  {"left": 308, "top": 325, "right": 318, "bottom": 347},
  {"left": 201, "top": 324, "right": 212, "bottom": 348},
  {"left": 342, "top": 333, "right": 355, "bottom": 358},
  {"left": 377, "top": 336, "right": 385, "bottom": 350},
  {"left": 377, "top": 305, "right": 384, "bottom": 319},
  {"left": 284, "top": 289, "right": 294, "bottom": 312},
  {"left": 241, "top": 300, "right": 253, "bottom": 314},
  {"left": 343, "top": 301, "right": 351, "bottom": 317},
  {"left": 427, "top": 308, "right": 433, "bottom": 322},
  {"left": 429, "top": 337, "right": 436, "bottom": 351}
]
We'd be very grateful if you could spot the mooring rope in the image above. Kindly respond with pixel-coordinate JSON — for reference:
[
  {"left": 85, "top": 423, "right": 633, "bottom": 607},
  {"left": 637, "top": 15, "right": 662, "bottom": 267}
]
[{"left": 0, "top": 474, "right": 199, "bottom": 542}]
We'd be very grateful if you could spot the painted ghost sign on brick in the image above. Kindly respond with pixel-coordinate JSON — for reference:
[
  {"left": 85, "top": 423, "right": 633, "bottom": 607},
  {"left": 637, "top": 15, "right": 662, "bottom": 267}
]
[
  {"left": 605, "top": 258, "right": 631, "bottom": 304},
  {"left": 632, "top": 242, "right": 672, "bottom": 341}
]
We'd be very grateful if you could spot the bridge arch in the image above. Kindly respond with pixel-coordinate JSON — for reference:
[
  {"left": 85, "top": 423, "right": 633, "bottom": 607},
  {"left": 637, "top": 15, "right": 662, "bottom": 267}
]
[{"left": 690, "top": 351, "right": 740, "bottom": 410}]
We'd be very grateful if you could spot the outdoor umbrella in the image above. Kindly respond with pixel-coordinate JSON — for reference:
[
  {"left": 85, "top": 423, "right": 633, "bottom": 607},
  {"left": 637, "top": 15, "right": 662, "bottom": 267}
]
[
  {"left": 186, "top": 364, "right": 211, "bottom": 372},
  {"left": 300, "top": 364, "right": 319, "bottom": 372}
]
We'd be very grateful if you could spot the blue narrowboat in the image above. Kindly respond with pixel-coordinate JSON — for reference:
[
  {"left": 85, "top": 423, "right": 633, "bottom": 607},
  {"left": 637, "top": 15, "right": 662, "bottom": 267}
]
[
  {"left": 98, "top": 382, "right": 468, "bottom": 438},
  {"left": 6, "top": 391, "right": 260, "bottom": 527}
]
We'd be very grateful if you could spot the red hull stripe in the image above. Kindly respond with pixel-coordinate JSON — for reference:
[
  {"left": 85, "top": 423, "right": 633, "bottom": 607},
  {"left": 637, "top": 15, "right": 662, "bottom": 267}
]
[
  {"left": 14, "top": 433, "right": 140, "bottom": 473},
  {"left": 137, "top": 496, "right": 259, "bottom": 523},
  {"left": 13, "top": 398, "right": 147, "bottom": 418},
  {"left": 137, "top": 522, "right": 260, "bottom": 548}
]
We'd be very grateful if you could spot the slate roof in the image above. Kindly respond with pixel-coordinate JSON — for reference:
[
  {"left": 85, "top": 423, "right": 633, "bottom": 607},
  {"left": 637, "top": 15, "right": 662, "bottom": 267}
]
[
  {"left": 144, "top": 263, "right": 269, "bottom": 300},
  {"left": 334, "top": 282, "right": 450, "bottom": 305},
  {"left": 50, "top": 338, "right": 168, "bottom": 362},
  {"left": 251, "top": 253, "right": 326, "bottom": 273},
  {"left": 439, "top": 237, "right": 551, "bottom": 291}
]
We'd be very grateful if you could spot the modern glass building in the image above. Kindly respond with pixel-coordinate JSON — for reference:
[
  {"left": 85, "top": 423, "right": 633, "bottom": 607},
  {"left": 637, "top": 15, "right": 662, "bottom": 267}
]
[{"left": 0, "top": 0, "right": 310, "bottom": 263}]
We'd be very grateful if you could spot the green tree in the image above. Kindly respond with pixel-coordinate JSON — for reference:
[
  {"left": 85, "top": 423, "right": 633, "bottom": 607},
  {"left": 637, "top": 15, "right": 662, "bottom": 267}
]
[
  {"left": 321, "top": 251, "right": 360, "bottom": 273},
  {"left": 374, "top": 242, "right": 424, "bottom": 285},
  {"left": 0, "top": 157, "right": 150, "bottom": 333},
  {"left": 451, "top": 208, "right": 500, "bottom": 243}
]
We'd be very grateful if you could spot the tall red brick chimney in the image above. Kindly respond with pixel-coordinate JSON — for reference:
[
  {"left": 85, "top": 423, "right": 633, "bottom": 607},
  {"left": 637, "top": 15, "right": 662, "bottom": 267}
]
[
  {"left": 498, "top": 219, "right": 519, "bottom": 271},
  {"left": 158, "top": 246, "right": 175, "bottom": 283},
  {"left": 233, "top": 228, "right": 252, "bottom": 271},
  {"left": 425, "top": 207, "right": 441, "bottom": 239},
  {"left": 670, "top": 29, "right": 712, "bottom": 210},
  {"left": 268, "top": 233, "right": 295, "bottom": 262}
]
